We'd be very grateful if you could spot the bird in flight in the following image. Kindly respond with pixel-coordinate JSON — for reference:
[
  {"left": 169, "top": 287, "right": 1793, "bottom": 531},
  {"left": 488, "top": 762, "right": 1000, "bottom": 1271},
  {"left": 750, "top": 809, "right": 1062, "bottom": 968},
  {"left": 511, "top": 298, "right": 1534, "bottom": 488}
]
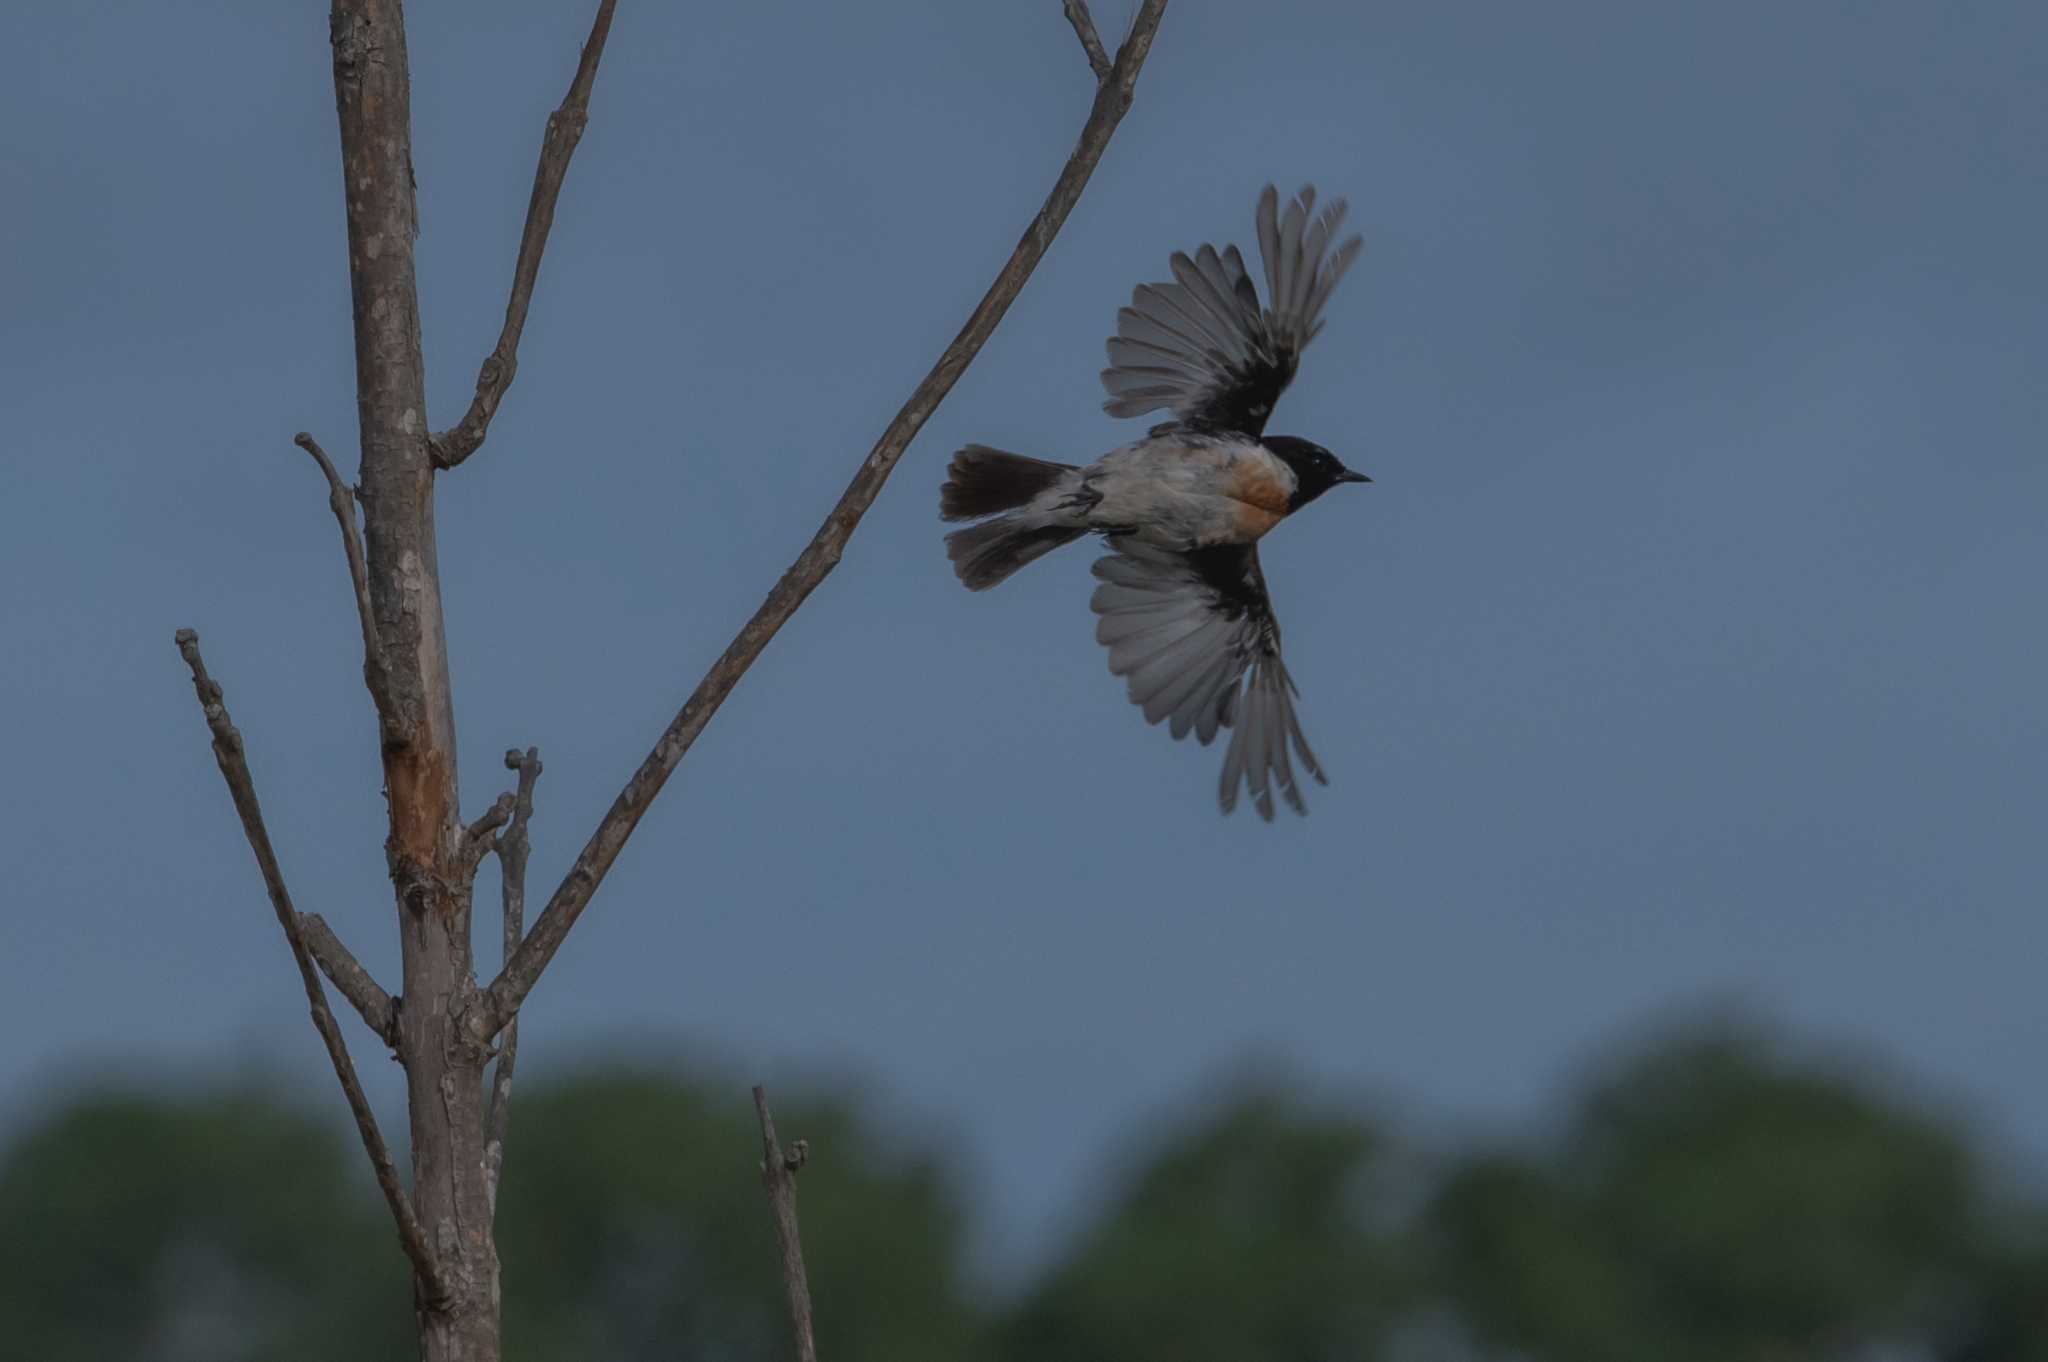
[{"left": 940, "top": 185, "right": 1369, "bottom": 819}]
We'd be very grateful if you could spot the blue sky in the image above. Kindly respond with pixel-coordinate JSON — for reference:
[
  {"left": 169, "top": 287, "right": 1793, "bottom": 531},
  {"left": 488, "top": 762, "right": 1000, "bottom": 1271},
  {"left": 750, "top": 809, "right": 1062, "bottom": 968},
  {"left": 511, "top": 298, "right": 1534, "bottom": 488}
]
[{"left": 3, "top": 0, "right": 2043, "bottom": 1281}]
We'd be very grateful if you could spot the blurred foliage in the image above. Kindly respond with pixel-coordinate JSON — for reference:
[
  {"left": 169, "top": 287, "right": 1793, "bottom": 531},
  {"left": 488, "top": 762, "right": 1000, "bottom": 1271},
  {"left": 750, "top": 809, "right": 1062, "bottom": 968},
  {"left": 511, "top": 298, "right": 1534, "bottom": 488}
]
[
  {"left": 495, "top": 1072, "right": 977, "bottom": 1362},
  {"left": 999, "top": 1089, "right": 1414, "bottom": 1362},
  {"left": 0, "top": 1086, "right": 411, "bottom": 1361},
  {"left": 3, "top": 1022, "right": 2045, "bottom": 1361},
  {"left": 1429, "top": 1028, "right": 2041, "bottom": 1362},
  {"left": 1945, "top": 1221, "right": 2048, "bottom": 1362}
]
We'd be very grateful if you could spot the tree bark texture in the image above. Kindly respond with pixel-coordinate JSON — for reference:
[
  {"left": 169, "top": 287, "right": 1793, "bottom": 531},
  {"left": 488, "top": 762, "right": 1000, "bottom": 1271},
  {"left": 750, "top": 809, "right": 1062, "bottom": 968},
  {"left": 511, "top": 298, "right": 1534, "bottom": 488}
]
[{"left": 328, "top": 3, "right": 495, "bottom": 1355}]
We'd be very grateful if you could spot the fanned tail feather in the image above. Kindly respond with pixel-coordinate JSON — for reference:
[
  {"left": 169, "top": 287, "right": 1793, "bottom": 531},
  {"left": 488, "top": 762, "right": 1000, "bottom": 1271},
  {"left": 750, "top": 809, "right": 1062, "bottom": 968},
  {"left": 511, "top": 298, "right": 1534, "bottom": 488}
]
[{"left": 940, "top": 445, "right": 1076, "bottom": 522}]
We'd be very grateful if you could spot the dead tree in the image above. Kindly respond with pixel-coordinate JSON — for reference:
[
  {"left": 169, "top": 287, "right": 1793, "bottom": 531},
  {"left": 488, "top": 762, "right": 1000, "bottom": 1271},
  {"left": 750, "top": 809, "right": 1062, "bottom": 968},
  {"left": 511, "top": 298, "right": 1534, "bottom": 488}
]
[{"left": 172, "top": 1, "right": 1167, "bottom": 1358}]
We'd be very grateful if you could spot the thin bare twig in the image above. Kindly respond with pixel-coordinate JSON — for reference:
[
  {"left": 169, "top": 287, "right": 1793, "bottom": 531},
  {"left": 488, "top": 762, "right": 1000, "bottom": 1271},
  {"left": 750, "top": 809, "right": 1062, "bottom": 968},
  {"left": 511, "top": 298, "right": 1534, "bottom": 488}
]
[
  {"left": 300, "top": 912, "right": 398, "bottom": 1047},
  {"left": 753, "top": 1086, "right": 818, "bottom": 1362},
  {"left": 484, "top": 746, "right": 541, "bottom": 1216},
  {"left": 291, "top": 431, "right": 403, "bottom": 747},
  {"left": 172, "top": 629, "right": 445, "bottom": 1301},
  {"left": 467, "top": 0, "right": 1170, "bottom": 1041},
  {"left": 1063, "top": 0, "right": 1113, "bottom": 82},
  {"left": 430, "top": 0, "right": 618, "bottom": 469},
  {"left": 460, "top": 792, "right": 517, "bottom": 874}
]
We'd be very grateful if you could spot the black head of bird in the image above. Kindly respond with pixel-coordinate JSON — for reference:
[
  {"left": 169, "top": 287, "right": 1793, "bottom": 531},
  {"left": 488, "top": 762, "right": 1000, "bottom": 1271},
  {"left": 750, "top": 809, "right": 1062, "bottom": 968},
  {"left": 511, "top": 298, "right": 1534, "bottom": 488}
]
[{"left": 1264, "top": 435, "right": 1371, "bottom": 511}]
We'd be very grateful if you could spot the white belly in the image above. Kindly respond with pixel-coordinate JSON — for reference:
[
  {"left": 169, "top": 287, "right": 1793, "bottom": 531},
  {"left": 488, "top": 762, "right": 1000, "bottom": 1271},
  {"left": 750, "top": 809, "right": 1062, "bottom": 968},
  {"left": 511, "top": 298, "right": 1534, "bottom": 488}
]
[{"left": 1069, "top": 436, "right": 1295, "bottom": 549}]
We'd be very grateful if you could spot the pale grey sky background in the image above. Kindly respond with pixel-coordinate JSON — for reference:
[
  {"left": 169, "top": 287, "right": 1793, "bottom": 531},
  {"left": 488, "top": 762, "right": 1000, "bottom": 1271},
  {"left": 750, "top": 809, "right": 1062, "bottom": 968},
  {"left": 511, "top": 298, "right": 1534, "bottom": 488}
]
[{"left": 3, "top": 0, "right": 2043, "bottom": 1283}]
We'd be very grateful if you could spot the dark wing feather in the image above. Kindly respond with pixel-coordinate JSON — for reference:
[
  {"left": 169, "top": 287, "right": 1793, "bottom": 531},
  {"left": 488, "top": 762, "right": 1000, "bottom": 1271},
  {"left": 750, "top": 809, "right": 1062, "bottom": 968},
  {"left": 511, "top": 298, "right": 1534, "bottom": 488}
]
[
  {"left": 1090, "top": 537, "right": 1327, "bottom": 820},
  {"left": 1100, "top": 185, "right": 1364, "bottom": 438}
]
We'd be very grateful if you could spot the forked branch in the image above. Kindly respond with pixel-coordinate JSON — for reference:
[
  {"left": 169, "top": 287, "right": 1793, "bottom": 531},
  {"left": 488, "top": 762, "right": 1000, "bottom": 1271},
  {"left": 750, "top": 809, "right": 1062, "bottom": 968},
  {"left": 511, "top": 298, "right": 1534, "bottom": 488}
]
[
  {"left": 468, "top": 0, "right": 1170, "bottom": 1041},
  {"left": 172, "top": 629, "right": 443, "bottom": 1300},
  {"left": 461, "top": 792, "right": 517, "bottom": 874},
  {"left": 1063, "top": 0, "right": 1113, "bottom": 82},
  {"left": 431, "top": 0, "right": 618, "bottom": 469}
]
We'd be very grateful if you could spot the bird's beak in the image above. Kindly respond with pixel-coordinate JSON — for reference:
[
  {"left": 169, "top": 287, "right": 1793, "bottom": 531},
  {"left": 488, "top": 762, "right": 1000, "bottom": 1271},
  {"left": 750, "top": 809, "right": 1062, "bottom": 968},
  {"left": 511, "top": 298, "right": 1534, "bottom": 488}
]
[{"left": 1337, "top": 469, "right": 1372, "bottom": 485}]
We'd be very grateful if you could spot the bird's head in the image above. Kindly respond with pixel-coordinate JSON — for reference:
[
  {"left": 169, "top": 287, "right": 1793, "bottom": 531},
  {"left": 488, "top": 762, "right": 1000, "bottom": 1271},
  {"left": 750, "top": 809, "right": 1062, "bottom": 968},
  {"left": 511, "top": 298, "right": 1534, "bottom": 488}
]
[{"left": 1265, "top": 435, "right": 1371, "bottom": 511}]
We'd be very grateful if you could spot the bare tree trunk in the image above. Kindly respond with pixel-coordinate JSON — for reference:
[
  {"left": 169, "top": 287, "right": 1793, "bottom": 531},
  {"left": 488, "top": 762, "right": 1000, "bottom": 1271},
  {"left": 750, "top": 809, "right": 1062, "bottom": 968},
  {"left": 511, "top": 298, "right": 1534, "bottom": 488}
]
[{"left": 327, "top": 2, "right": 495, "bottom": 1354}]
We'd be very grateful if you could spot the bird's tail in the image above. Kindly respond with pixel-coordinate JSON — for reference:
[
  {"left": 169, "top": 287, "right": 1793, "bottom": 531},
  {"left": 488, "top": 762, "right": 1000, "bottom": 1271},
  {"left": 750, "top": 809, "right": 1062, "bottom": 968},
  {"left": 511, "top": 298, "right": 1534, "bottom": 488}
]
[
  {"left": 941, "top": 445, "right": 1085, "bottom": 590},
  {"left": 945, "top": 516, "right": 1084, "bottom": 591},
  {"left": 940, "top": 445, "right": 1076, "bottom": 521}
]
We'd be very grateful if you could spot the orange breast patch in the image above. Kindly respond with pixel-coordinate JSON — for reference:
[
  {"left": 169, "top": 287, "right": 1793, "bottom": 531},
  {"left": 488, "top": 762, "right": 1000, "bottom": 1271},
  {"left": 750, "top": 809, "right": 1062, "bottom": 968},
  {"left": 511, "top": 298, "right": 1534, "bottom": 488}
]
[
  {"left": 1226, "top": 455, "right": 1293, "bottom": 513},
  {"left": 1224, "top": 453, "right": 1292, "bottom": 541},
  {"left": 1231, "top": 501, "right": 1284, "bottom": 540}
]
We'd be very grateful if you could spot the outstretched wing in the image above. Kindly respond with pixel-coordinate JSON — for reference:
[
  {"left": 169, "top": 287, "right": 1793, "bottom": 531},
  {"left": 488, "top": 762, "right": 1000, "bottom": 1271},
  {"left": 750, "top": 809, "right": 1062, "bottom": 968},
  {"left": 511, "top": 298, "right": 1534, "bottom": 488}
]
[
  {"left": 1100, "top": 185, "right": 1363, "bottom": 438},
  {"left": 1090, "top": 536, "right": 1327, "bottom": 820}
]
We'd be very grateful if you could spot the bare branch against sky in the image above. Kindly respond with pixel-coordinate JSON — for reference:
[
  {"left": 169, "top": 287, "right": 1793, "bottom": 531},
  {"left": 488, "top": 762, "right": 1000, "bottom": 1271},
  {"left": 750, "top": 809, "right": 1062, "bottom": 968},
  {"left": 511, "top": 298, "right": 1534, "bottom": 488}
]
[{"left": 171, "top": 1, "right": 1169, "bottom": 1354}]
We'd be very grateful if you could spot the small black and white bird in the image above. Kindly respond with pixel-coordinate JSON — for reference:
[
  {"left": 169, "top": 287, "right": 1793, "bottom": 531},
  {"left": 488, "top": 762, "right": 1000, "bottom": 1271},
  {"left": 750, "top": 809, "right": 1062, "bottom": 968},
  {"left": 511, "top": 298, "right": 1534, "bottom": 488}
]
[{"left": 939, "top": 185, "right": 1369, "bottom": 819}]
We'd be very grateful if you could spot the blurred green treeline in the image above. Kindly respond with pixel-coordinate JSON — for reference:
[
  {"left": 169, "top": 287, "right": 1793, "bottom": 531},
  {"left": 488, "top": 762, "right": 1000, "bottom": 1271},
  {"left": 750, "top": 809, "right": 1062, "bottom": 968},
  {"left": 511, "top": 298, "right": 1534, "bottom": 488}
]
[{"left": 3, "top": 1018, "right": 2044, "bottom": 1361}]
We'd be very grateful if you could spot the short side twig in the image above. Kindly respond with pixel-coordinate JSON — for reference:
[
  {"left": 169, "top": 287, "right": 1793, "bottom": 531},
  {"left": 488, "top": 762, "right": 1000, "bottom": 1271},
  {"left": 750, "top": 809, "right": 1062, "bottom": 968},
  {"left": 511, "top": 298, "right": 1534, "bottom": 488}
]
[
  {"left": 484, "top": 746, "right": 541, "bottom": 1216},
  {"left": 300, "top": 912, "right": 398, "bottom": 1047},
  {"left": 753, "top": 1085, "right": 818, "bottom": 1362},
  {"left": 1063, "top": 0, "right": 1113, "bottom": 82},
  {"left": 430, "top": 0, "right": 618, "bottom": 469},
  {"left": 292, "top": 432, "right": 404, "bottom": 747},
  {"left": 468, "top": 0, "right": 1170, "bottom": 1041},
  {"left": 460, "top": 792, "right": 517, "bottom": 875},
  {"left": 172, "top": 629, "right": 444, "bottom": 1301}
]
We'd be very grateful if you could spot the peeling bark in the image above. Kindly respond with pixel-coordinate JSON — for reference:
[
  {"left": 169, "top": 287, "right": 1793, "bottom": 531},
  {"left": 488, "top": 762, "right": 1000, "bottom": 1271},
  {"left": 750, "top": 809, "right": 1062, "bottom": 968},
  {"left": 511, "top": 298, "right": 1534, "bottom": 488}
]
[{"left": 328, "top": 2, "right": 495, "bottom": 1355}]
